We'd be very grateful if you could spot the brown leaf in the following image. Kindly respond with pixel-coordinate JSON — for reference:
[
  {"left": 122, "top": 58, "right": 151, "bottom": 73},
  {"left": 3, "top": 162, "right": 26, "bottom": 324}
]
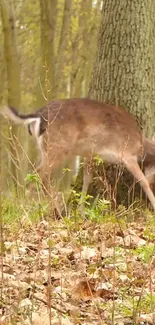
[
  {"left": 72, "top": 279, "right": 96, "bottom": 301},
  {"left": 95, "top": 288, "right": 117, "bottom": 300}
]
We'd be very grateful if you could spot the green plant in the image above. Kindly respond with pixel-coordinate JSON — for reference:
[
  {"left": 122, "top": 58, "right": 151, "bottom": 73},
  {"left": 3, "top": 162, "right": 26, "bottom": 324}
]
[
  {"left": 25, "top": 173, "right": 42, "bottom": 192},
  {"left": 134, "top": 243, "right": 154, "bottom": 263}
]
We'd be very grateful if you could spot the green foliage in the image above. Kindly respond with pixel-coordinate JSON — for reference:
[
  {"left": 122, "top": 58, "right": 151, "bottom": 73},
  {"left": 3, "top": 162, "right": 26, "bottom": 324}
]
[
  {"left": 26, "top": 173, "right": 42, "bottom": 192},
  {"left": 93, "top": 155, "right": 104, "bottom": 166},
  {"left": 2, "top": 193, "right": 49, "bottom": 227},
  {"left": 134, "top": 243, "right": 155, "bottom": 264},
  {"left": 62, "top": 167, "right": 72, "bottom": 174},
  {"left": 116, "top": 293, "right": 155, "bottom": 317},
  {"left": 138, "top": 294, "right": 155, "bottom": 313},
  {"left": 144, "top": 215, "right": 155, "bottom": 240},
  {"left": 86, "top": 198, "right": 111, "bottom": 223},
  {"left": 2, "top": 196, "right": 24, "bottom": 225}
]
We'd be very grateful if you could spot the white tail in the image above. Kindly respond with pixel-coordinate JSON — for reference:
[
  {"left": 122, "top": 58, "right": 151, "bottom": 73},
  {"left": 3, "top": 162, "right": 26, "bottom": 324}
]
[
  {"left": 2, "top": 98, "right": 155, "bottom": 209},
  {"left": 2, "top": 106, "right": 41, "bottom": 138}
]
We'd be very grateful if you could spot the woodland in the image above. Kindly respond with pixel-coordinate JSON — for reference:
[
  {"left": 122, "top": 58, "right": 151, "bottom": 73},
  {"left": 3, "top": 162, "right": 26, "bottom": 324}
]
[{"left": 0, "top": 0, "right": 155, "bottom": 324}]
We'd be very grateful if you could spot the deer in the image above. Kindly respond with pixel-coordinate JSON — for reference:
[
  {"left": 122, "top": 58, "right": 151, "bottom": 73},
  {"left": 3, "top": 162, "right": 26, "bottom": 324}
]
[{"left": 2, "top": 98, "right": 155, "bottom": 209}]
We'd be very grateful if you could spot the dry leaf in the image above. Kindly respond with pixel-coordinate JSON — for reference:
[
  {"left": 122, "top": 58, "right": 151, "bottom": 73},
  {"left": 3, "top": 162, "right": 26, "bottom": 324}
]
[
  {"left": 137, "top": 312, "right": 155, "bottom": 324},
  {"left": 71, "top": 279, "right": 96, "bottom": 301},
  {"left": 75, "top": 246, "right": 97, "bottom": 260},
  {"left": 31, "top": 311, "right": 50, "bottom": 325},
  {"left": 95, "top": 288, "right": 117, "bottom": 300},
  {"left": 19, "top": 298, "right": 32, "bottom": 308}
]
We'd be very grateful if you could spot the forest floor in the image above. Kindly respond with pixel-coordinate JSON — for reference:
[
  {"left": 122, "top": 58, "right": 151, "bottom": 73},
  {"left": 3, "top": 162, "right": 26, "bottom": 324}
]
[{"left": 0, "top": 196, "right": 155, "bottom": 325}]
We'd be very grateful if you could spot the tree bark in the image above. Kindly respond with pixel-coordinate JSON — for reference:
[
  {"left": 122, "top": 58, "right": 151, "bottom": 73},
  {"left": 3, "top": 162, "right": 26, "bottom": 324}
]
[
  {"left": 55, "top": 0, "right": 72, "bottom": 97},
  {"left": 70, "top": 0, "right": 101, "bottom": 97},
  {"left": 89, "top": 0, "right": 155, "bottom": 137},
  {"left": 36, "top": 0, "right": 57, "bottom": 106},
  {"left": 1, "top": 0, "right": 21, "bottom": 190},
  {"left": 87, "top": 0, "right": 155, "bottom": 208},
  {"left": 0, "top": 34, "right": 6, "bottom": 192}
]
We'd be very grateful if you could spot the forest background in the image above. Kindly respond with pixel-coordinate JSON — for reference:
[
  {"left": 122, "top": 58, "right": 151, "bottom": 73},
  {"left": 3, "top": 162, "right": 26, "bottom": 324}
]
[{"left": 0, "top": 0, "right": 101, "bottom": 191}]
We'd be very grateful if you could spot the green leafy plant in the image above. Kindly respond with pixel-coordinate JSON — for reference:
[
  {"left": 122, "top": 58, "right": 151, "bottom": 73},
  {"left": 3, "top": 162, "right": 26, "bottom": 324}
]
[
  {"left": 25, "top": 173, "right": 42, "bottom": 192},
  {"left": 134, "top": 243, "right": 155, "bottom": 263}
]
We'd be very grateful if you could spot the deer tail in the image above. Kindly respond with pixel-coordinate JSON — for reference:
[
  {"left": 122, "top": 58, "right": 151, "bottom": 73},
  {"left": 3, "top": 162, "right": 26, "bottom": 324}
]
[{"left": 2, "top": 106, "right": 41, "bottom": 137}]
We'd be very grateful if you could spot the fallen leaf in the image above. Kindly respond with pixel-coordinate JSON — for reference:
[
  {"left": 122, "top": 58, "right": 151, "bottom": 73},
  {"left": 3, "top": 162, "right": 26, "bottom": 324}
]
[
  {"left": 71, "top": 279, "right": 96, "bottom": 301},
  {"left": 75, "top": 246, "right": 97, "bottom": 260},
  {"left": 137, "top": 312, "right": 155, "bottom": 324}
]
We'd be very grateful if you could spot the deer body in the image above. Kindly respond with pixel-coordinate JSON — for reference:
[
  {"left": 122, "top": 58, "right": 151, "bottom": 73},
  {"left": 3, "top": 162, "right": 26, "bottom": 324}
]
[{"left": 3, "top": 98, "right": 155, "bottom": 209}]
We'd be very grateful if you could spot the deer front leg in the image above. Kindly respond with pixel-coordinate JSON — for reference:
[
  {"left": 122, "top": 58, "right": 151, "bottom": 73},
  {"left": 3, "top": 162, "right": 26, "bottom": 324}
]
[
  {"left": 78, "top": 157, "right": 93, "bottom": 215},
  {"left": 123, "top": 157, "right": 155, "bottom": 210}
]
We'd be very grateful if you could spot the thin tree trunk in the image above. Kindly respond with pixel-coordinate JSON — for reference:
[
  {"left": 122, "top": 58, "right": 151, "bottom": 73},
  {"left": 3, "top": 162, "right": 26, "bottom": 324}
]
[
  {"left": 0, "top": 39, "right": 6, "bottom": 191},
  {"left": 55, "top": 0, "right": 72, "bottom": 97},
  {"left": 36, "top": 0, "right": 57, "bottom": 106},
  {"left": 70, "top": 0, "right": 101, "bottom": 97}
]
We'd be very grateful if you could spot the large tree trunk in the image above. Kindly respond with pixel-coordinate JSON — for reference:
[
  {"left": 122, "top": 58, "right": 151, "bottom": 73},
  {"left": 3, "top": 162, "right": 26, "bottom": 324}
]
[
  {"left": 89, "top": 0, "right": 155, "bottom": 137},
  {"left": 1, "top": 0, "right": 21, "bottom": 191},
  {"left": 73, "top": 0, "right": 155, "bottom": 209},
  {"left": 88, "top": 0, "right": 155, "bottom": 208}
]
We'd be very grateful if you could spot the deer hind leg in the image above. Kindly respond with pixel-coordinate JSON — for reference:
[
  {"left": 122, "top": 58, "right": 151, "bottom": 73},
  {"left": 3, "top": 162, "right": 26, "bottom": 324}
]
[
  {"left": 144, "top": 166, "right": 155, "bottom": 191},
  {"left": 123, "top": 157, "right": 155, "bottom": 210}
]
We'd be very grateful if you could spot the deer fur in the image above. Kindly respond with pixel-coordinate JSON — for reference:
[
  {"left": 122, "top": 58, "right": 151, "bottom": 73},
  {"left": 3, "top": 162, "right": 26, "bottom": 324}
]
[{"left": 2, "top": 98, "right": 155, "bottom": 209}]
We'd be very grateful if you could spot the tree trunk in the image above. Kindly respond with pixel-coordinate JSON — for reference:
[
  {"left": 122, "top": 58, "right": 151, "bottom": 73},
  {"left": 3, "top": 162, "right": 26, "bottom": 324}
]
[
  {"left": 36, "top": 0, "right": 57, "bottom": 106},
  {"left": 89, "top": 0, "right": 155, "bottom": 137},
  {"left": 1, "top": 0, "right": 21, "bottom": 191},
  {"left": 70, "top": 0, "right": 101, "bottom": 97},
  {"left": 88, "top": 0, "right": 155, "bottom": 208},
  {"left": 55, "top": 0, "right": 72, "bottom": 97},
  {"left": 0, "top": 36, "right": 6, "bottom": 192},
  {"left": 73, "top": 0, "right": 155, "bottom": 209}
]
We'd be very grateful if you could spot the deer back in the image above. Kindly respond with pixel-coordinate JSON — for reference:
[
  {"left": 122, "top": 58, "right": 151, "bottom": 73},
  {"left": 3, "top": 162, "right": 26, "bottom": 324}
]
[{"left": 36, "top": 98, "right": 143, "bottom": 163}]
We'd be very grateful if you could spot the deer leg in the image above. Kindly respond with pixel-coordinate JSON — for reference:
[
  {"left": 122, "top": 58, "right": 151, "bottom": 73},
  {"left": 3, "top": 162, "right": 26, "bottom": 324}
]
[
  {"left": 78, "top": 157, "right": 92, "bottom": 214},
  {"left": 123, "top": 157, "right": 155, "bottom": 210},
  {"left": 82, "top": 157, "right": 92, "bottom": 194},
  {"left": 144, "top": 166, "right": 155, "bottom": 190}
]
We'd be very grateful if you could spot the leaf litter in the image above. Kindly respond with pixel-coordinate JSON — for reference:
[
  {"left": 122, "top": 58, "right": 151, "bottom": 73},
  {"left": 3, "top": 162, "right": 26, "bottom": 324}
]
[{"left": 0, "top": 212, "right": 155, "bottom": 324}]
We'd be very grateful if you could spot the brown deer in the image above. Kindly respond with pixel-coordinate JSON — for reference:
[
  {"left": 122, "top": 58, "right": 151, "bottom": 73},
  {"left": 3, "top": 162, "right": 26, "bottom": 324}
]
[{"left": 2, "top": 98, "right": 155, "bottom": 209}]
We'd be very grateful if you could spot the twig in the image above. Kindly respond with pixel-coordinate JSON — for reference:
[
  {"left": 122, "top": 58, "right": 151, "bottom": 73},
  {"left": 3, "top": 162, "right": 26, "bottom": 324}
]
[{"left": 32, "top": 293, "right": 66, "bottom": 315}]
